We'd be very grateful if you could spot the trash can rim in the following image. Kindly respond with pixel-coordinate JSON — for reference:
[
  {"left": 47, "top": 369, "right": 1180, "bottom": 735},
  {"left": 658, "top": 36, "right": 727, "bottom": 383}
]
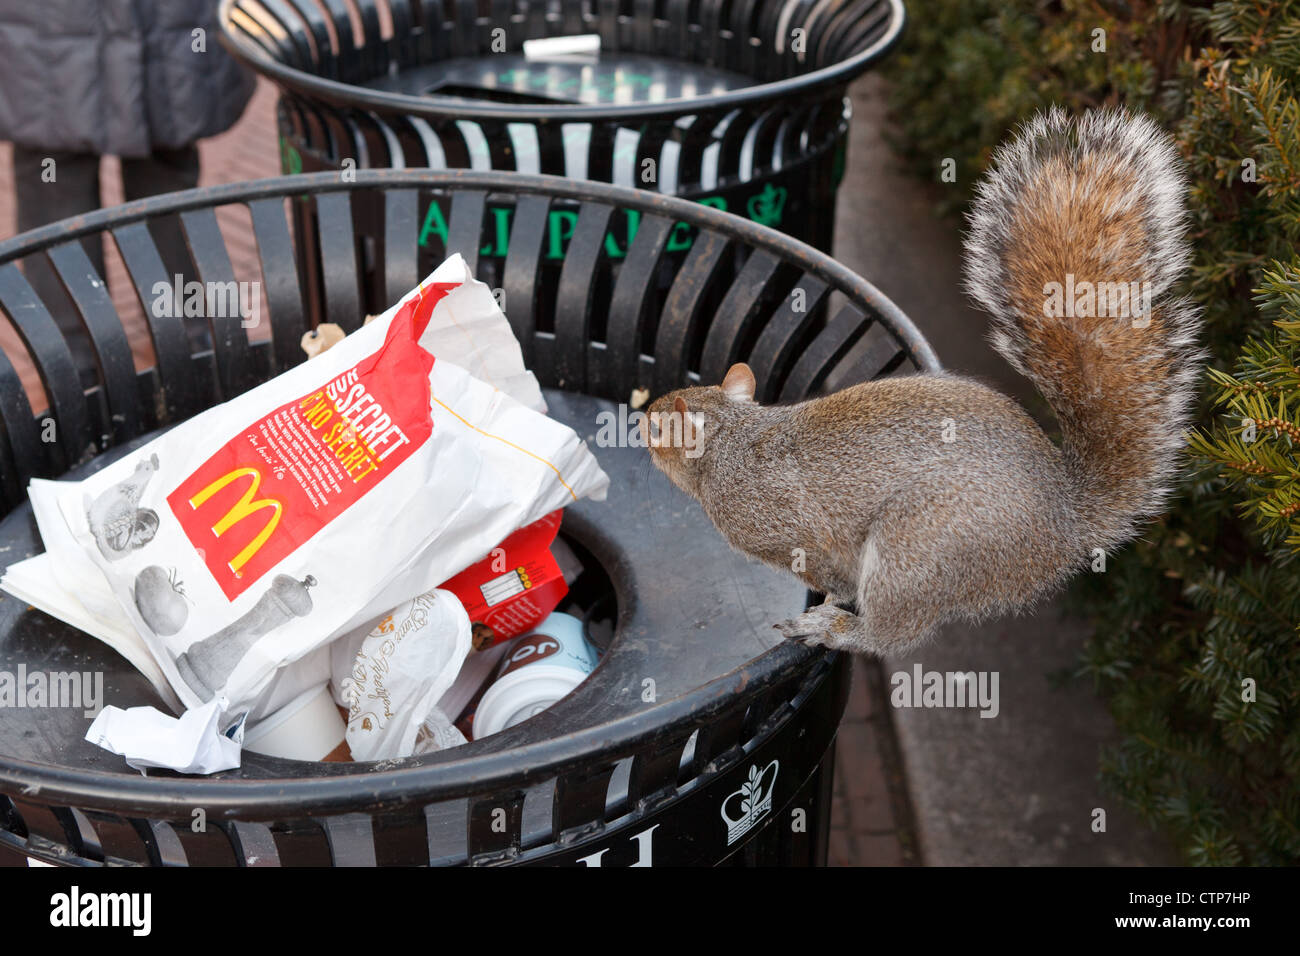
[
  {"left": 0, "top": 168, "right": 940, "bottom": 371},
  {"left": 216, "top": 0, "right": 906, "bottom": 122}
]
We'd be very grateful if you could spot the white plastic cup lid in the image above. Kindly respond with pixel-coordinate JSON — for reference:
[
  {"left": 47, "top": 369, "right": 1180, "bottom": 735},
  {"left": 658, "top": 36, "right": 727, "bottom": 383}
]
[{"left": 472, "top": 665, "right": 588, "bottom": 740}]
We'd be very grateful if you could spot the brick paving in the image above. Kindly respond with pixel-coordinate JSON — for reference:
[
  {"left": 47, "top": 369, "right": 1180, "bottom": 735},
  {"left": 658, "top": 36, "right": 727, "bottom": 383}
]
[
  {"left": 829, "top": 656, "right": 918, "bottom": 865},
  {"left": 0, "top": 76, "right": 916, "bottom": 867}
]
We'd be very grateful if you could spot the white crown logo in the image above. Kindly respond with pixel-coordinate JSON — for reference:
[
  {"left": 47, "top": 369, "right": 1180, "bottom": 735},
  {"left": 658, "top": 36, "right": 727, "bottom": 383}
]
[{"left": 720, "top": 760, "right": 779, "bottom": 845}]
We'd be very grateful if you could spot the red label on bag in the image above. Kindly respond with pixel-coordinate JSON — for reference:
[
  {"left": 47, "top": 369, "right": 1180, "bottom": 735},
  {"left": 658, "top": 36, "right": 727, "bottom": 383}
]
[{"left": 168, "top": 283, "right": 457, "bottom": 600}]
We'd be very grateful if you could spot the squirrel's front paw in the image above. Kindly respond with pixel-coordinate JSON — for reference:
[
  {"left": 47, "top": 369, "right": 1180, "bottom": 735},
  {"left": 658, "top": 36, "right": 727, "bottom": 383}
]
[{"left": 774, "top": 604, "right": 856, "bottom": 648}]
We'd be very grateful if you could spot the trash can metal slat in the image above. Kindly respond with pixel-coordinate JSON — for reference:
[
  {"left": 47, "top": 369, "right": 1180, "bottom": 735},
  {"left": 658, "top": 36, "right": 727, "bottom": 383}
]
[
  {"left": 313, "top": 191, "right": 364, "bottom": 333},
  {"left": 257, "top": 0, "right": 316, "bottom": 67},
  {"left": 780, "top": 302, "right": 873, "bottom": 402},
  {"left": 381, "top": 188, "right": 422, "bottom": 306},
  {"left": 230, "top": 819, "right": 282, "bottom": 866},
  {"left": 323, "top": 812, "right": 378, "bottom": 866},
  {"left": 697, "top": 247, "right": 782, "bottom": 385},
  {"left": 468, "top": 790, "right": 526, "bottom": 861},
  {"left": 553, "top": 201, "right": 615, "bottom": 392},
  {"left": 180, "top": 207, "right": 263, "bottom": 398},
  {"left": 501, "top": 192, "right": 552, "bottom": 365},
  {"left": 0, "top": 264, "right": 90, "bottom": 472},
  {"left": 144, "top": 820, "right": 189, "bottom": 866},
  {"left": 0, "top": 350, "right": 33, "bottom": 505},
  {"left": 111, "top": 221, "right": 204, "bottom": 422},
  {"left": 45, "top": 242, "right": 143, "bottom": 444},
  {"left": 445, "top": 189, "right": 488, "bottom": 276},
  {"left": 748, "top": 272, "right": 831, "bottom": 402},
  {"left": 651, "top": 228, "right": 731, "bottom": 396},
  {"left": 247, "top": 197, "right": 311, "bottom": 376},
  {"left": 233, "top": 0, "right": 301, "bottom": 66},
  {"left": 597, "top": 211, "right": 673, "bottom": 398},
  {"left": 553, "top": 762, "right": 619, "bottom": 839}
]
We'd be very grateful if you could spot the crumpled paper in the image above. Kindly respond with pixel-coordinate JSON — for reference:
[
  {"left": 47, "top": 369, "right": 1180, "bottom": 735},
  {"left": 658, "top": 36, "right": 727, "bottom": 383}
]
[{"left": 85, "top": 699, "right": 243, "bottom": 774}]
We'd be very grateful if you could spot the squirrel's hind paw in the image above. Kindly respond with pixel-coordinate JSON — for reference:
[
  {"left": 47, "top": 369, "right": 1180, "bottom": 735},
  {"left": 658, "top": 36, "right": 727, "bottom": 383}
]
[{"left": 774, "top": 604, "right": 872, "bottom": 654}]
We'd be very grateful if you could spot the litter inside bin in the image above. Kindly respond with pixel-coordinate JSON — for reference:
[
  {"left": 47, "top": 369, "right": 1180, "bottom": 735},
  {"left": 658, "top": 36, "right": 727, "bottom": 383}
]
[
  {"left": 440, "top": 510, "right": 569, "bottom": 649},
  {"left": 0, "top": 254, "right": 610, "bottom": 773},
  {"left": 331, "top": 588, "right": 472, "bottom": 762}
]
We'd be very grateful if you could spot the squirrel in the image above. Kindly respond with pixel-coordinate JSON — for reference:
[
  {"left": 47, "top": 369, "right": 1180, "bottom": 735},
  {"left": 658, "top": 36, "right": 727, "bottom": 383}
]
[{"left": 643, "top": 107, "right": 1203, "bottom": 655}]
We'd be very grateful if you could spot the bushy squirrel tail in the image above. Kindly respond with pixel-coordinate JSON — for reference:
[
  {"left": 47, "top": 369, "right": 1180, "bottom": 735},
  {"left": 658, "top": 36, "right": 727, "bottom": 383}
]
[{"left": 963, "top": 106, "right": 1204, "bottom": 552}]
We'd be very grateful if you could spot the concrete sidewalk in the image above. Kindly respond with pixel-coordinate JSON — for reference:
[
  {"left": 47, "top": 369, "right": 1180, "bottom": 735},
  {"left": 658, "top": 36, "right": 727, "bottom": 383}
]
[{"left": 832, "top": 74, "right": 1175, "bottom": 866}]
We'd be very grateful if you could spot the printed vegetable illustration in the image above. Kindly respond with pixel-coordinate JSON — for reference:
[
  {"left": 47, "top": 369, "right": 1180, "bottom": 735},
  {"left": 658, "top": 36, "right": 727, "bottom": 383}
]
[{"left": 133, "top": 566, "right": 189, "bottom": 636}]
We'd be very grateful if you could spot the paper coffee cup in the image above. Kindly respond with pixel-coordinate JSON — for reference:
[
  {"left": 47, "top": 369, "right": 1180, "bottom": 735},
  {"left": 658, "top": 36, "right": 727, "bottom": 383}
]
[
  {"left": 243, "top": 682, "right": 346, "bottom": 761},
  {"left": 472, "top": 613, "right": 598, "bottom": 739}
]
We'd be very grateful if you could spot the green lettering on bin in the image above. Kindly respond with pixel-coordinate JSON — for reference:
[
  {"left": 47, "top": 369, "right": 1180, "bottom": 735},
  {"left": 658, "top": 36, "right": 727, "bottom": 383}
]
[
  {"left": 547, "top": 209, "right": 578, "bottom": 259},
  {"left": 604, "top": 209, "right": 640, "bottom": 259},
  {"left": 419, "top": 200, "right": 449, "bottom": 248},
  {"left": 416, "top": 191, "right": 758, "bottom": 260},
  {"left": 481, "top": 206, "right": 511, "bottom": 257}
]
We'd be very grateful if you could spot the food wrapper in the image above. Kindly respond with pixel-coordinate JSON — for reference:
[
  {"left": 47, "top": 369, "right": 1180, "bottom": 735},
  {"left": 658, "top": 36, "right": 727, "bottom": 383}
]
[
  {"left": 7, "top": 255, "right": 607, "bottom": 770},
  {"left": 440, "top": 510, "right": 569, "bottom": 647},
  {"left": 331, "top": 588, "right": 472, "bottom": 760}
]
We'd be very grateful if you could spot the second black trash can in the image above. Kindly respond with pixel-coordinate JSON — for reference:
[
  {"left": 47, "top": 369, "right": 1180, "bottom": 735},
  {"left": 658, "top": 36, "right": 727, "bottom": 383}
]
[
  {"left": 0, "top": 171, "right": 938, "bottom": 866},
  {"left": 219, "top": 0, "right": 905, "bottom": 262}
]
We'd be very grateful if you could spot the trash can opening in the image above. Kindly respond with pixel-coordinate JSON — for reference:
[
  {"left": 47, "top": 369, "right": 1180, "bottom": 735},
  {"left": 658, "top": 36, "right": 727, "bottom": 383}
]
[
  {"left": 242, "top": 524, "right": 620, "bottom": 764},
  {"left": 368, "top": 50, "right": 757, "bottom": 108},
  {"left": 444, "top": 527, "right": 618, "bottom": 747}
]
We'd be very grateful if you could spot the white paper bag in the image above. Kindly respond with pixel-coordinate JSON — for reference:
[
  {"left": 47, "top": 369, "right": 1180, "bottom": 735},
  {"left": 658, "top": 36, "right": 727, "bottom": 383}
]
[{"left": 32, "top": 255, "right": 607, "bottom": 727}]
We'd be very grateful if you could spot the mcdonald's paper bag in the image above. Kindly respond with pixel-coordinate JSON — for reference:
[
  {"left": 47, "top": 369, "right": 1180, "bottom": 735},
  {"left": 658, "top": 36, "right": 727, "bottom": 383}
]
[{"left": 47, "top": 254, "right": 608, "bottom": 730}]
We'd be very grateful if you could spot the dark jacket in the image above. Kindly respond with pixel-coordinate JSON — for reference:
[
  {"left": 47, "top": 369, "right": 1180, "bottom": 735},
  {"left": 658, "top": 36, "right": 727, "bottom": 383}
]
[{"left": 0, "top": 0, "right": 255, "bottom": 156}]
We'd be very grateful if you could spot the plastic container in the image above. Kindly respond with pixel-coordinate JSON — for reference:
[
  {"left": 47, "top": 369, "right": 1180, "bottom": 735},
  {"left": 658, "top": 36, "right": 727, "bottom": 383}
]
[{"left": 473, "top": 613, "right": 598, "bottom": 739}]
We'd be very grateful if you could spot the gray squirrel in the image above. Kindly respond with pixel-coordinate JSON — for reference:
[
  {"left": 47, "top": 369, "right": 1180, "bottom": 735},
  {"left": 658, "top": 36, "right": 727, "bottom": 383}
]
[{"left": 644, "top": 107, "right": 1203, "bottom": 655}]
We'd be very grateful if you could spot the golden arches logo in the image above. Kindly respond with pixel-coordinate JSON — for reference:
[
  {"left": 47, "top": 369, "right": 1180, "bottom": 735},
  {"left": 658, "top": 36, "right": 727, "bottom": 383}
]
[{"left": 188, "top": 467, "right": 282, "bottom": 575}]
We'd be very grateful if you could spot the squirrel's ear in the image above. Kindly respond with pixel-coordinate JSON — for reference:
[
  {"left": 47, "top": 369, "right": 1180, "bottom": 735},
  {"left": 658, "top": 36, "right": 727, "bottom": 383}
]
[
  {"left": 674, "top": 395, "right": 699, "bottom": 447},
  {"left": 722, "top": 363, "right": 756, "bottom": 402}
]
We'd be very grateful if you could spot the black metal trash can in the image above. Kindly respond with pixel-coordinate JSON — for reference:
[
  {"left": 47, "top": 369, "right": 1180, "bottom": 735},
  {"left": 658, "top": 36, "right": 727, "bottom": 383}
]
[
  {"left": 218, "top": 0, "right": 905, "bottom": 261},
  {"left": 0, "top": 171, "right": 937, "bottom": 866}
]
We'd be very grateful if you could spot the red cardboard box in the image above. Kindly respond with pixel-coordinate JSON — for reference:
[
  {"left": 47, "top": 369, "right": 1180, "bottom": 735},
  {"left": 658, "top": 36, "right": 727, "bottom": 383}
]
[{"left": 439, "top": 510, "right": 568, "bottom": 649}]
